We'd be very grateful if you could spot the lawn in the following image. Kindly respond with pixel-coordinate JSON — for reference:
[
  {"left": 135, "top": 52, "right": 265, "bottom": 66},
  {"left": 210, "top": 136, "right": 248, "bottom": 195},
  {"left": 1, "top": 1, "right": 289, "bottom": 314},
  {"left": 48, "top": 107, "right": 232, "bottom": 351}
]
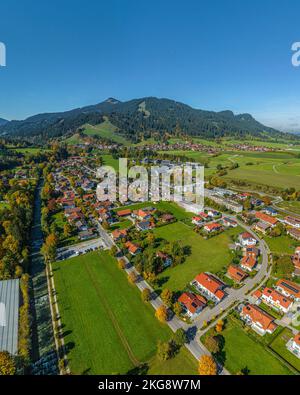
[
  {"left": 153, "top": 222, "right": 242, "bottom": 292},
  {"left": 264, "top": 235, "right": 298, "bottom": 255},
  {"left": 53, "top": 250, "right": 197, "bottom": 374},
  {"left": 269, "top": 328, "right": 300, "bottom": 372},
  {"left": 210, "top": 317, "right": 292, "bottom": 375},
  {"left": 51, "top": 211, "right": 78, "bottom": 247}
]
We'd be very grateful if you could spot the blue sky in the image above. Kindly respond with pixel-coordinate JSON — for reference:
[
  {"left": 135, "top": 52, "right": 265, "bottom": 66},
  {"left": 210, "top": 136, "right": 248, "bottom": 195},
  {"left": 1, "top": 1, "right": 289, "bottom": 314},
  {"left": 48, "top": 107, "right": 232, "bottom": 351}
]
[{"left": 0, "top": 0, "right": 300, "bottom": 131}]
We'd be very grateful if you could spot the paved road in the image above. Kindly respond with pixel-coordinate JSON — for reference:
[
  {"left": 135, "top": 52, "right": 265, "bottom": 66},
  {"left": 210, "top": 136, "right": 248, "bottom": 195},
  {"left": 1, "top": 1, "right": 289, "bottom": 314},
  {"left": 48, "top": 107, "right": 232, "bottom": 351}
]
[{"left": 180, "top": 203, "right": 270, "bottom": 329}]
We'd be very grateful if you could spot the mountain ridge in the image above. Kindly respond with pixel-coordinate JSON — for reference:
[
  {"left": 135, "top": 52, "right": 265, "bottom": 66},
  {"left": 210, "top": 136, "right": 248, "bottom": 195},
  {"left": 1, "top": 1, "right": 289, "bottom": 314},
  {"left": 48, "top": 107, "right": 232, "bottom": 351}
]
[{"left": 0, "top": 97, "right": 293, "bottom": 142}]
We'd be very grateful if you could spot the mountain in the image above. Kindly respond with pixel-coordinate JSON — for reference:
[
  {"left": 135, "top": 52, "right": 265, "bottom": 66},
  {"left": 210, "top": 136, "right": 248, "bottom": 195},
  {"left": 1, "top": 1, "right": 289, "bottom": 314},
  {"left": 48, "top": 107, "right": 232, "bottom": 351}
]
[
  {"left": 0, "top": 118, "right": 8, "bottom": 126},
  {"left": 0, "top": 97, "right": 290, "bottom": 142}
]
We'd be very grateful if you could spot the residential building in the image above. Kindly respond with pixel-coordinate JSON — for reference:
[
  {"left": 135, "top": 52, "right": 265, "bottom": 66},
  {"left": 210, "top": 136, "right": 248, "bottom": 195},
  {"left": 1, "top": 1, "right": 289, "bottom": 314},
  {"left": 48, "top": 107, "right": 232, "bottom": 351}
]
[
  {"left": 156, "top": 251, "right": 172, "bottom": 268},
  {"left": 136, "top": 220, "right": 152, "bottom": 231},
  {"left": 178, "top": 292, "right": 207, "bottom": 319},
  {"left": 192, "top": 216, "right": 204, "bottom": 226},
  {"left": 204, "top": 222, "right": 222, "bottom": 233},
  {"left": 223, "top": 217, "right": 237, "bottom": 227},
  {"left": 239, "top": 232, "right": 257, "bottom": 246},
  {"left": 192, "top": 272, "right": 225, "bottom": 302},
  {"left": 287, "top": 228, "right": 300, "bottom": 241},
  {"left": 255, "top": 211, "right": 278, "bottom": 227},
  {"left": 227, "top": 265, "right": 248, "bottom": 282},
  {"left": 275, "top": 279, "right": 300, "bottom": 301},
  {"left": 261, "top": 287, "right": 293, "bottom": 313},
  {"left": 111, "top": 229, "right": 128, "bottom": 241},
  {"left": 287, "top": 333, "right": 300, "bottom": 358},
  {"left": 240, "top": 254, "right": 257, "bottom": 272},
  {"left": 117, "top": 209, "right": 132, "bottom": 217},
  {"left": 254, "top": 221, "right": 271, "bottom": 234},
  {"left": 264, "top": 207, "right": 278, "bottom": 216},
  {"left": 284, "top": 216, "right": 300, "bottom": 228},
  {"left": 125, "top": 241, "right": 141, "bottom": 256},
  {"left": 240, "top": 304, "right": 277, "bottom": 336}
]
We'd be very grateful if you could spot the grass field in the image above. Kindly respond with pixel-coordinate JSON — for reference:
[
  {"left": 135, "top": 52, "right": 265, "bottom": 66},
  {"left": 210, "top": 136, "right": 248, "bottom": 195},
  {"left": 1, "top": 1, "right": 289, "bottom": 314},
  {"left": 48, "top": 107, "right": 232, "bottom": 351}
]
[
  {"left": 83, "top": 118, "right": 130, "bottom": 145},
  {"left": 269, "top": 328, "right": 300, "bottom": 372},
  {"left": 209, "top": 317, "right": 292, "bottom": 375},
  {"left": 153, "top": 222, "right": 242, "bottom": 292},
  {"left": 158, "top": 149, "right": 300, "bottom": 189},
  {"left": 277, "top": 201, "right": 300, "bottom": 215},
  {"left": 264, "top": 235, "right": 298, "bottom": 255},
  {"left": 53, "top": 251, "right": 197, "bottom": 374}
]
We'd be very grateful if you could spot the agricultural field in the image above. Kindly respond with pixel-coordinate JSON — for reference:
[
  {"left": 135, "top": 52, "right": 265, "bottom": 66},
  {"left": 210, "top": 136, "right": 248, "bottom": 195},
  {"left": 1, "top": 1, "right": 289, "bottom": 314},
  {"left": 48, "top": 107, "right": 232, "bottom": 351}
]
[
  {"left": 158, "top": 149, "right": 300, "bottom": 189},
  {"left": 153, "top": 221, "right": 242, "bottom": 292},
  {"left": 53, "top": 251, "right": 197, "bottom": 375},
  {"left": 202, "top": 317, "right": 293, "bottom": 375}
]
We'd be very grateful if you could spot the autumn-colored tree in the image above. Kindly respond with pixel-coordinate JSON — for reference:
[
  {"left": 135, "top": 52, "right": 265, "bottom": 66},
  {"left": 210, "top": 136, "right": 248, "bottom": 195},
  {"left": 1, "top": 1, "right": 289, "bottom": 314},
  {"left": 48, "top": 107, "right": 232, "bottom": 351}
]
[
  {"left": 147, "top": 232, "right": 155, "bottom": 245},
  {"left": 41, "top": 233, "right": 58, "bottom": 262},
  {"left": 161, "top": 288, "right": 173, "bottom": 306},
  {"left": 0, "top": 352, "right": 16, "bottom": 375},
  {"left": 198, "top": 355, "right": 217, "bottom": 375},
  {"left": 141, "top": 288, "right": 151, "bottom": 302},
  {"left": 155, "top": 305, "right": 168, "bottom": 323},
  {"left": 128, "top": 271, "right": 138, "bottom": 284},
  {"left": 109, "top": 245, "right": 118, "bottom": 257},
  {"left": 118, "top": 259, "right": 126, "bottom": 270},
  {"left": 63, "top": 223, "right": 72, "bottom": 238},
  {"left": 173, "top": 302, "right": 183, "bottom": 316},
  {"left": 215, "top": 319, "right": 224, "bottom": 333},
  {"left": 143, "top": 271, "right": 157, "bottom": 285}
]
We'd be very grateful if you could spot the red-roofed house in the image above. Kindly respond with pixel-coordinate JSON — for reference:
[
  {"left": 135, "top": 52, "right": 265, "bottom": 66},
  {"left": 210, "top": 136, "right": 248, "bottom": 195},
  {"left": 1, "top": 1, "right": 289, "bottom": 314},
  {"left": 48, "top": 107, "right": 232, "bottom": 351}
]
[
  {"left": 117, "top": 209, "right": 132, "bottom": 217},
  {"left": 192, "top": 216, "right": 203, "bottom": 226},
  {"left": 255, "top": 211, "right": 278, "bottom": 227},
  {"left": 239, "top": 232, "right": 257, "bottom": 247},
  {"left": 275, "top": 279, "right": 300, "bottom": 301},
  {"left": 240, "top": 255, "right": 257, "bottom": 272},
  {"left": 125, "top": 241, "right": 141, "bottom": 256},
  {"left": 240, "top": 304, "right": 277, "bottom": 336},
  {"left": 178, "top": 292, "right": 207, "bottom": 319},
  {"left": 289, "top": 333, "right": 300, "bottom": 357},
  {"left": 203, "top": 222, "right": 222, "bottom": 233},
  {"left": 261, "top": 287, "right": 293, "bottom": 313},
  {"left": 193, "top": 273, "right": 225, "bottom": 303},
  {"left": 227, "top": 265, "right": 248, "bottom": 283},
  {"left": 111, "top": 229, "right": 128, "bottom": 241}
]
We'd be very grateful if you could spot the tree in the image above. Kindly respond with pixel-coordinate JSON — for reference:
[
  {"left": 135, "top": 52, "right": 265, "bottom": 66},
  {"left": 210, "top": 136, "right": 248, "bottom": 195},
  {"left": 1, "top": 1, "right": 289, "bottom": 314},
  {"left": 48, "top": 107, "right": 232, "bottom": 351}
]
[
  {"left": 128, "top": 271, "right": 138, "bottom": 284},
  {"left": 172, "top": 328, "right": 187, "bottom": 348},
  {"left": 141, "top": 288, "right": 151, "bottom": 302},
  {"left": 161, "top": 288, "right": 173, "bottom": 306},
  {"left": 63, "top": 223, "right": 72, "bottom": 238},
  {"left": 157, "top": 341, "right": 174, "bottom": 361},
  {"left": 198, "top": 355, "right": 217, "bottom": 375},
  {"left": 41, "top": 233, "right": 58, "bottom": 262},
  {"left": 204, "top": 335, "right": 220, "bottom": 354},
  {"left": 155, "top": 305, "right": 168, "bottom": 323},
  {"left": 118, "top": 259, "right": 126, "bottom": 270},
  {"left": 173, "top": 302, "right": 183, "bottom": 316},
  {"left": 109, "top": 245, "right": 118, "bottom": 257},
  {"left": 215, "top": 319, "right": 224, "bottom": 333},
  {"left": 0, "top": 351, "right": 16, "bottom": 375}
]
